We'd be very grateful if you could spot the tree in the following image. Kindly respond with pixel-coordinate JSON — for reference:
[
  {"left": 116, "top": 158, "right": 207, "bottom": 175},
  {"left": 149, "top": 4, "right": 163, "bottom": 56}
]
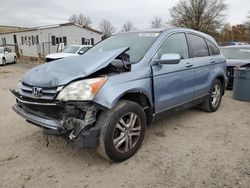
[
  {"left": 170, "top": 0, "right": 228, "bottom": 33},
  {"left": 245, "top": 11, "right": 250, "bottom": 41},
  {"left": 68, "top": 14, "right": 77, "bottom": 23},
  {"left": 121, "top": 21, "right": 135, "bottom": 32},
  {"left": 68, "top": 14, "right": 92, "bottom": 27},
  {"left": 99, "top": 19, "right": 115, "bottom": 37},
  {"left": 151, "top": 17, "right": 163, "bottom": 28},
  {"left": 220, "top": 23, "right": 232, "bottom": 42}
]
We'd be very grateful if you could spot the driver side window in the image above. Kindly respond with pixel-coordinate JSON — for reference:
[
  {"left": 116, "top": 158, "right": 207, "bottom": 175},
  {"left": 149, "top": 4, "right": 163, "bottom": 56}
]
[{"left": 156, "top": 33, "right": 189, "bottom": 60}]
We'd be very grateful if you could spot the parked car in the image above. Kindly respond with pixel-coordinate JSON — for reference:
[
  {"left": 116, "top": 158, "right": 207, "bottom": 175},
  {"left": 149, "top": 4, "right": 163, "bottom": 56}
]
[
  {"left": 0, "top": 47, "right": 17, "bottom": 65},
  {"left": 45, "top": 45, "right": 92, "bottom": 62},
  {"left": 221, "top": 45, "right": 250, "bottom": 89},
  {"left": 11, "top": 28, "right": 227, "bottom": 162}
]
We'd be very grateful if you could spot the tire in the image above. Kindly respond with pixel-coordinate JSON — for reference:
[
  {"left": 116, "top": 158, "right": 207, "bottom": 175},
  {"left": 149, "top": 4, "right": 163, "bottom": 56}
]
[
  {"left": 96, "top": 100, "right": 146, "bottom": 162},
  {"left": 201, "top": 79, "right": 222, "bottom": 112},
  {"left": 2, "top": 58, "right": 6, "bottom": 66},
  {"left": 13, "top": 57, "right": 17, "bottom": 63}
]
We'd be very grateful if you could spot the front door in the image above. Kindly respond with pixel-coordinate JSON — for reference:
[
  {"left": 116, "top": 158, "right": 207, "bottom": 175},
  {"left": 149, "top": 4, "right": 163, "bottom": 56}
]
[{"left": 152, "top": 33, "right": 194, "bottom": 113}]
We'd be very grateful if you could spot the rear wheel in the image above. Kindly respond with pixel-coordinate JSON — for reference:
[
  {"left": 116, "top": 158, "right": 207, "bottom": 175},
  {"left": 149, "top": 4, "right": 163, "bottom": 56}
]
[
  {"left": 13, "top": 57, "right": 17, "bottom": 63},
  {"left": 2, "top": 58, "right": 6, "bottom": 66},
  {"left": 96, "top": 100, "right": 146, "bottom": 162},
  {"left": 201, "top": 79, "right": 222, "bottom": 112}
]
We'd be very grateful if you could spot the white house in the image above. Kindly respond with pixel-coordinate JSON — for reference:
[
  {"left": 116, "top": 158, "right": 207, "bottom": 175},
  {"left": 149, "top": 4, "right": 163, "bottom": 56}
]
[{"left": 0, "top": 22, "right": 102, "bottom": 58}]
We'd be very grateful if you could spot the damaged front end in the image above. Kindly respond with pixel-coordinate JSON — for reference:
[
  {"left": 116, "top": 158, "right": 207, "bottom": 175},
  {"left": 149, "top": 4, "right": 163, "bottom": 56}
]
[
  {"left": 11, "top": 47, "right": 132, "bottom": 148},
  {"left": 11, "top": 90, "right": 101, "bottom": 148}
]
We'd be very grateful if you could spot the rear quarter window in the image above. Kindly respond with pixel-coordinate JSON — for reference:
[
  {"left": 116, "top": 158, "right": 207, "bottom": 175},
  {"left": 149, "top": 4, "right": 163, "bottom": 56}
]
[
  {"left": 187, "top": 34, "right": 209, "bottom": 58},
  {"left": 206, "top": 40, "right": 220, "bottom": 55}
]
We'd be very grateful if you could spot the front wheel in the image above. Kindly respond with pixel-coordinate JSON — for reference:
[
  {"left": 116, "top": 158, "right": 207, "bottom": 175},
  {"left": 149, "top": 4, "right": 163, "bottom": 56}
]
[
  {"left": 96, "top": 100, "right": 146, "bottom": 162},
  {"left": 201, "top": 79, "right": 222, "bottom": 112}
]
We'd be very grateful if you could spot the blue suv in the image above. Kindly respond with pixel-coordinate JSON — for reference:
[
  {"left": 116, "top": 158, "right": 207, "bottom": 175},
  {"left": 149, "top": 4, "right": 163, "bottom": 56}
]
[{"left": 12, "top": 27, "right": 227, "bottom": 161}]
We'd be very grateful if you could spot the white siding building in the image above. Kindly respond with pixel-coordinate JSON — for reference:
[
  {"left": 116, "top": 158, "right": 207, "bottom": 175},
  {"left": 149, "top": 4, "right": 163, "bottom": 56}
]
[{"left": 0, "top": 22, "right": 102, "bottom": 58}]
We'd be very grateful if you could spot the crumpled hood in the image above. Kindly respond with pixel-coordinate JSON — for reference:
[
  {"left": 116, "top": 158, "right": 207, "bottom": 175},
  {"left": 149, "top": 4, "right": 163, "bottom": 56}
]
[
  {"left": 226, "top": 59, "right": 250, "bottom": 67},
  {"left": 22, "top": 47, "right": 128, "bottom": 88},
  {"left": 46, "top": 53, "right": 78, "bottom": 59}
]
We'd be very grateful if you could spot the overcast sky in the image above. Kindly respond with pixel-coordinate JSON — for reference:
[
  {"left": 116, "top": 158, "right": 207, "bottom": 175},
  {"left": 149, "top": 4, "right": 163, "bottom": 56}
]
[{"left": 0, "top": 0, "right": 249, "bottom": 30}]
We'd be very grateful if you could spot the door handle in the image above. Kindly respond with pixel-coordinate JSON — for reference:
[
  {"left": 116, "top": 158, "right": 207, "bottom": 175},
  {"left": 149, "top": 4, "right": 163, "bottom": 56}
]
[
  {"left": 210, "top": 60, "right": 215, "bottom": 64},
  {"left": 185, "top": 63, "right": 193, "bottom": 68}
]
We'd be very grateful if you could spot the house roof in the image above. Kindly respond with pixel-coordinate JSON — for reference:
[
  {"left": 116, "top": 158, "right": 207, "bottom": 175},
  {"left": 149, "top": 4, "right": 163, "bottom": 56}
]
[{"left": 0, "top": 22, "right": 102, "bottom": 35}]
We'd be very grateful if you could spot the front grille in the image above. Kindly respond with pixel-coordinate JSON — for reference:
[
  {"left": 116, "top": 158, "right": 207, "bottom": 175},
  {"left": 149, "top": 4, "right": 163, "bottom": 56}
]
[
  {"left": 19, "top": 82, "right": 58, "bottom": 100},
  {"left": 226, "top": 66, "right": 234, "bottom": 77},
  {"left": 20, "top": 103, "right": 64, "bottom": 119}
]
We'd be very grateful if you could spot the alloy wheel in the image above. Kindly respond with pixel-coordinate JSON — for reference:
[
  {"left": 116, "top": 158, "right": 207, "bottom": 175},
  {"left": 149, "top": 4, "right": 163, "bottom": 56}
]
[
  {"left": 113, "top": 112, "right": 141, "bottom": 153},
  {"left": 211, "top": 84, "right": 221, "bottom": 108}
]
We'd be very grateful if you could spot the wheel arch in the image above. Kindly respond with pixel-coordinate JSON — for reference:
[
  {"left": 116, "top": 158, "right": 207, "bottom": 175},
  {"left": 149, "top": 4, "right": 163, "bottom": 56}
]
[
  {"left": 116, "top": 90, "right": 154, "bottom": 125},
  {"left": 215, "top": 74, "right": 226, "bottom": 95}
]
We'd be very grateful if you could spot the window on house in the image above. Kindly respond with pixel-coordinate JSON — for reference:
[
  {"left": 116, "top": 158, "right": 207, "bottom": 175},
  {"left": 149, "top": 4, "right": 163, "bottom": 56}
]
[
  {"left": 24, "top": 36, "right": 27, "bottom": 45},
  {"left": 81, "top": 37, "right": 85, "bottom": 45},
  {"left": 28, "top": 36, "right": 31, "bottom": 45},
  {"left": 2, "top": 38, "right": 6, "bottom": 45},
  {"left": 63, "top": 36, "right": 67, "bottom": 45},
  {"left": 51, "top": 36, "right": 56, "bottom": 45},
  {"left": 36, "top": 35, "right": 39, "bottom": 44},
  {"left": 31, "top": 36, "right": 34, "bottom": 45},
  {"left": 86, "top": 39, "right": 90, "bottom": 45},
  {"left": 56, "top": 37, "right": 59, "bottom": 44},
  {"left": 59, "top": 37, "right": 62, "bottom": 43},
  {"left": 21, "top": 36, "right": 24, "bottom": 45},
  {"left": 91, "top": 38, "right": 94, "bottom": 45}
]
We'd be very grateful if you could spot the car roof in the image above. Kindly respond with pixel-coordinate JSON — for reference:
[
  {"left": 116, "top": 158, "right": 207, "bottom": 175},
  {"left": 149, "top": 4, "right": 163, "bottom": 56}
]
[
  {"left": 122, "top": 27, "right": 215, "bottom": 42},
  {"left": 221, "top": 45, "right": 250, "bottom": 49},
  {"left": 68, "top": 45, "right": 92, "bottom": 48}
]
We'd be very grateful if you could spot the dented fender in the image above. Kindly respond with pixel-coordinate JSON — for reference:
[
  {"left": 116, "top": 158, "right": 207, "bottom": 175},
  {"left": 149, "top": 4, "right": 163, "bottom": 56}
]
[{"left": 92, "top": 65, "right": 153, "bottom": 109}]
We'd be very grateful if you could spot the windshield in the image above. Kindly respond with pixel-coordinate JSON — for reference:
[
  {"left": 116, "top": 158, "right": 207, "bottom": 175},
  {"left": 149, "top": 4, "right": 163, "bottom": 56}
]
[
  {"left": 84, "top": 33, "right": 159, "bottom": 63},
  {"left": 62, "top": 46, "right": 80, "bottom": 53},
  {"left": 221, "top": 47, "right": 250, "bottom": 60},
  {"left": 0, "top": 48, "right": 3, "bottom": 53}
]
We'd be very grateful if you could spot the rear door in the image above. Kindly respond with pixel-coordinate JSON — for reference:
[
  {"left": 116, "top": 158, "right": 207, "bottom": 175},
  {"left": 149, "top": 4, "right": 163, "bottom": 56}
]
[
  {"left": 152, "top": 33, "right": 195, "bottom": 113},
  {"left": 186, "top": 34, "right": 216, "bottom": 98}
]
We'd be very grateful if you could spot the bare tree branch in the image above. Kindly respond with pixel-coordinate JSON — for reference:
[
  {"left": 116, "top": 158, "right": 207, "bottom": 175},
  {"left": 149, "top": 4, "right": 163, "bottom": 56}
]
[
  {"left": 151, "top": 17, "right": 163, "bottom": 28},
  {"left": 170, "top": 0, "right": 228, "bottom": 33},
  {"left": 99, "top": 19, "right": 115, "bottom": 37},
  {"left": 68, "top": 14, "right": 92, "bottom": 27},
  {"left": 121, "top": 21, "right": 136, "bottom": 32}
]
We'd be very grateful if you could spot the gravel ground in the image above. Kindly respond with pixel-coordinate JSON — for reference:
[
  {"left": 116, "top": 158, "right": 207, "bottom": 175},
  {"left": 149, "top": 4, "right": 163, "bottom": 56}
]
[{"left": 0, "top": 63, "right": 250, "bottom": 188}]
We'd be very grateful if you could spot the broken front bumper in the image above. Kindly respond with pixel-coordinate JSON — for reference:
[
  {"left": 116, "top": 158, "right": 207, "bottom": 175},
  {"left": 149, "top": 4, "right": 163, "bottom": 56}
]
[
  {"left": 11, "top": 90, "right": 100, "bottom": 148},
  {"left": 12, "top": 104, "right": 63, "bottom": 130}
]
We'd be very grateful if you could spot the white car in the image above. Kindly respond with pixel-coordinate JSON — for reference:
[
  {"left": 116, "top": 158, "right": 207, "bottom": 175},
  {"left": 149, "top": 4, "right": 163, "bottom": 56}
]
[
  {"left": 45, "top": 45, "right": 92, "bottom": 62},
  {"left": 0, "top": 47, "right": 17, "bottom": 65}
]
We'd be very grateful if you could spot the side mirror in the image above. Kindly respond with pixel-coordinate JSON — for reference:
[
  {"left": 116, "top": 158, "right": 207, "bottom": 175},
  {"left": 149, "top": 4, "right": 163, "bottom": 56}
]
[
  {"left": 78, "top": 51, "right": 84, "bottom": 55},
  {"left": 155, "top": 53, "right": 181, "bottom": 65}
]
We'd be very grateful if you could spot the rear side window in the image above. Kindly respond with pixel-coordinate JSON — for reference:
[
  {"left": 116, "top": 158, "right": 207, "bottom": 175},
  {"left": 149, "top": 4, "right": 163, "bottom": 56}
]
[
  {"left": 156, "top": 33, "right": 189, "bottom": 59},
  {"left": 187, "top": 34, "right": 209, "bottom": 58},
  {"left": 206, "top": 40, "right": 220, "bottom": 55}
]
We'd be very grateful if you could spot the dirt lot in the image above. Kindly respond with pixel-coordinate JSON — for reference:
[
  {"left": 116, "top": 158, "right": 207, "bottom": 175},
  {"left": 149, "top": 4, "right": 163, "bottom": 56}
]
[{"left": 0, "top": 63, "right": 250, "bottom": 188}]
